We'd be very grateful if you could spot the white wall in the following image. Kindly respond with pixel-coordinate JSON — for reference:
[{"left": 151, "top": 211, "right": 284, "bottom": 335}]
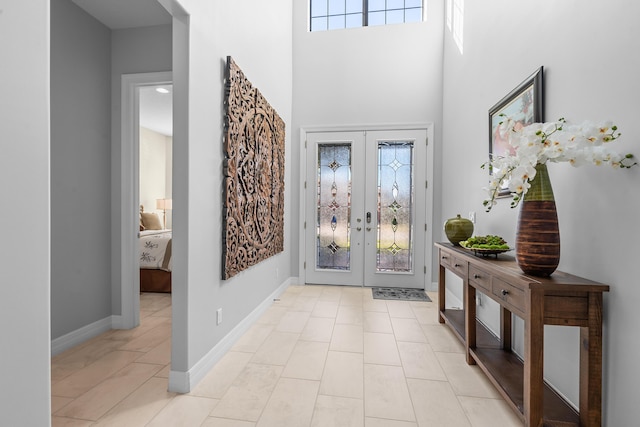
[
  {"left": 0, "top": 0, "right": 51, "bottom": 424},
  {"left": 441, "top": 1, "right": 640, "bottom": 423},
  {"left": 50, "top": 0, "right": 112, "bottom": 340},
  {"left": 140, "top": 127, "right": 172, "bottom": 228},
  {"left": 292, "top": 2, "right": 445, "bottom": 281},
  {"left": 167, "top": 0, "right": 293, "bottom": 382}
]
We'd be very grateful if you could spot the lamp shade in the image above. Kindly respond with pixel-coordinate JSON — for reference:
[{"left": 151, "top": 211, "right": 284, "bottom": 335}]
[{"left": 156, "top": 198, "right": 172, "bottom": 210}]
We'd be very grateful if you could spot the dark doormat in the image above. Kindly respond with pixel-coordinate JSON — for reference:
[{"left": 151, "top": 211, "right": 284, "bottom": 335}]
[{"left": 372, "top": 287, "right": 432, "bottom": 302}]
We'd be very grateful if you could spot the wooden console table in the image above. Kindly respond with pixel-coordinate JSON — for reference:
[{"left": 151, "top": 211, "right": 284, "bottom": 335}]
[{"left": 435, "top": 242, "right": 608, "bottom": 427}]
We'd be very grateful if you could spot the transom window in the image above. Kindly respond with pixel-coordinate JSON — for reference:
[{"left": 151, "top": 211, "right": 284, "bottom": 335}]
[{"left": 310, "top": 0, "right": 424, "bottom": 32}]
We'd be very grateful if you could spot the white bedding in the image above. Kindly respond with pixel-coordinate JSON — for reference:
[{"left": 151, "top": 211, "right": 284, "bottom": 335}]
[{"left": 139, "top": 230, "right": 172, "bottom": 271}]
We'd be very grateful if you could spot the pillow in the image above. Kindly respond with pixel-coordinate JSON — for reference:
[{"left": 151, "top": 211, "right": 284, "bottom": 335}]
[{"left": 141, "top": 212, "right": 162, "bottom": 230}]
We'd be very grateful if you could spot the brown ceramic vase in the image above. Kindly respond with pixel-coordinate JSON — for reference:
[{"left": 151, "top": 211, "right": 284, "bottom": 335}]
[{"left": 515, "top": 163, "right": 560, "bottom": 276}]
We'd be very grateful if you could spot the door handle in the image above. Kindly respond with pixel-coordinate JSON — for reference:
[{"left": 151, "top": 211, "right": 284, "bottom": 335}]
[
  {"left": 366, "top": 227, "right": 372, "bottom": 231},
  {"left": 356, "top": 227, "right": 362, "bottom": 231}
]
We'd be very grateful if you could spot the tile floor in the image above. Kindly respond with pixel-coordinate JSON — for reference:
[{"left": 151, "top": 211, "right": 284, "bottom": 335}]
[{"left": 51, "top": 285, "right": 524, "bottom": 426}]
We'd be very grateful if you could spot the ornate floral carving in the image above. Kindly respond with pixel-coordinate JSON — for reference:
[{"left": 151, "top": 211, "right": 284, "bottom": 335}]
[{"left": 222, "top": 57, "right": 285, "bottom": 279}]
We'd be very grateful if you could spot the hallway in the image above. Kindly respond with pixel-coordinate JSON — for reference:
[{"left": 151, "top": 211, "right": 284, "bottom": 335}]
[{"left": 51, "top": 286, "right": 522, "bottom": 426}]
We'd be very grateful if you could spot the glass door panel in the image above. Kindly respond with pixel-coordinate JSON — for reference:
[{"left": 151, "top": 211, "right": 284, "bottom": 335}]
[{"left": 305, "top": 129, "right": 427, "bottom": 288}]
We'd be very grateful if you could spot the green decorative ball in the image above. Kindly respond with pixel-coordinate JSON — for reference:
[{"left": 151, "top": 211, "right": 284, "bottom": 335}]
[{"left": 444, "top": 214, "right": 474, "bottom": 246}]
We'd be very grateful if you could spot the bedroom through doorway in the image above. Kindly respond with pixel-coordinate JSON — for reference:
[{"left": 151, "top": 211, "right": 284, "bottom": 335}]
[{"left": 138, "top": 83, "right": 174, "bottom": 297}]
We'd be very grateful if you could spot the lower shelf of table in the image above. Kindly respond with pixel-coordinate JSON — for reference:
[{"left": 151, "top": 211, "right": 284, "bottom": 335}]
[{"left": 440, "top": 309, "right": 580, "bottom": 427}]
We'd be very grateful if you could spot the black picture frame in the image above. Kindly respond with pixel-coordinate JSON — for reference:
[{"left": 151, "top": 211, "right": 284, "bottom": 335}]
[{"left": 488, "top": 67, "right": 544, "bottom": 196}]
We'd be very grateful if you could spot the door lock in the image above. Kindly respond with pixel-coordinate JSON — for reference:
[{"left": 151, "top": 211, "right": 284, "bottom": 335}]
[{"left": 366, "top": 212, "right": 372, "bottom": 223}]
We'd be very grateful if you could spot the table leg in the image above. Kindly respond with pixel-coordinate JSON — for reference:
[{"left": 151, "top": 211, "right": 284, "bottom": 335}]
[
  {"left": 438, "top": 264, "right": 446, "bottom": 323},
  {"left": 524, "top": 288, "right": 544, "bottom": 427},
  {"left": 500, "top": 306, "right": 512, "bottom": 351},
  {"left": 580, "top": 292, "right": 603, "bottom": 427},
  {"left": 464, "top": 282, "right": 476, "bottom": 365}
]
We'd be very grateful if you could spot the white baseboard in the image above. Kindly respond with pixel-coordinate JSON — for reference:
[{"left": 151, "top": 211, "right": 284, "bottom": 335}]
[
  {"left": 51, "top": 316, "right": 115, "bottom": 356},
  {"left": 168, "top": 277, "right": 294, "bottom": 393}
]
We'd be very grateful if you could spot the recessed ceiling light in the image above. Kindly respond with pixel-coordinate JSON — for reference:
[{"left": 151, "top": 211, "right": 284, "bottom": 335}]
[{"left": 156, "top": 87, "right": 170, "bottom": 94}]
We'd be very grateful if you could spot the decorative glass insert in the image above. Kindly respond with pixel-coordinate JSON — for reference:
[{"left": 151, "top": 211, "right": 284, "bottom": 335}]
[
  {"left": 377, "top": 141, "right": 414, "bottom": 272},
  {"left": 310, "top": 0, "right": 423, "bottom": 31},
  {"left": 317, "top": 144, "right": 352, "bottom": 270}
]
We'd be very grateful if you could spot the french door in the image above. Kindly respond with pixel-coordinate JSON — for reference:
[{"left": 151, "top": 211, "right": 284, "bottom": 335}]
[{"left": 304, "top": 129, "right": 428, "bottom": 288}]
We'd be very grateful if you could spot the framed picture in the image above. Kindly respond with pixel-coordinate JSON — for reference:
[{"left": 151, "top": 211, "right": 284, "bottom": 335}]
[{"left": 488, "top": 66, "right": 544, "bottom": 196}]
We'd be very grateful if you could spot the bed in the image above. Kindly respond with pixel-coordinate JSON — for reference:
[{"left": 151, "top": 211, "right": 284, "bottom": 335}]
[{"left": 139, "top": 206, "right": 172, "bottom": 293}]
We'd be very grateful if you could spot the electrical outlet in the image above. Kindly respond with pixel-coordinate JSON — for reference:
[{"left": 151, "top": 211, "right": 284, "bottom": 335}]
[
  {"left": 476, "top": 294, "right": 482, "bottom": 306},
  {"left": 216, "top": 308, "right": 223, "bottom": 325}
]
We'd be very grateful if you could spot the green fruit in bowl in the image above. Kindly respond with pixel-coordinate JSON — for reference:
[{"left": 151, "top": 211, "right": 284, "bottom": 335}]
[
  {"left": 460, "top": 235, "right": 509, "bottom": 250},
  {"left": 444, "top": 214, "right": 474, "bottom": 246}
]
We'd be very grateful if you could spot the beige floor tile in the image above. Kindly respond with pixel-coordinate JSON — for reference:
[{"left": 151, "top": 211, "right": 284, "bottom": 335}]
[
  {"left": 300, "top": 285, "right": 325, "bottom": 297},
  {"left": 55, "top": 362, "right": 162, "bottom": 421},
  {"left": 51, "top": 417, "right": 93, "bottom": 427},
  {"left": 311, "top": 395, "right": 364, "bottom": 427},
  {"left": 420, "top": 324, "right": 465, "bottom": 353},
  {"left": 363, "top": 332, "right": 401, "bottom": 366},
  {"left": 232, "top": 323, "right": 274, "bottom": 353},
  {"left": 155, "top": 364, "right": 171, "bottom": 378},
  {"left": 210, "top": 363, "right": 283, "bottom": 422},
  {"left": 397, "top": 341, "right": 447, "bottom": 381},
  {"left": 364, "top": 418, "right": 417, "bottom": 427},
  {"left": 391, "top": 317, "right": 427, "bottom": 343},
  {"left": 276, "top": 311, "right": 311, "bottom": 333},
  {"left": 152, "top": 305, "right": 172, "bottom": 317},
  {"left": 104, "top": 316, "right": 170, "bottom": 343},
  {"left": 190, "top": 351, "right": 253, "bottom": 399},
  {"left": 292, "top": 295, "right": 319, "bottom": 311},
  {"left": 52, "top": 350, "right": 143, "bottom": 398},
  {"left": 406, "top": 378, "right": 471, "bottom": 426},
  {"left": 457, "top": 396, "right": 523, "bottom": 427},
  {"left": 146, "top": 394, "right": 218, "bottom": 427},
  {"left": 250, "top": 331, "right": 299, "bottom": 365},
  {"left": 118, "top": 322, "right": 172, "bottom": 353},
  {"left": 256, "top": 378, "right": 319, "bottom": 427},
  {"left": 256, "top": 306, "right": 289, "bottom": 325},
  {"left": 140, "top": 292, "right": 172, "bottom": 312},
  {"left": 363, "top": 364, "right": 415, "bottom": 422},
  {"left": 201, "top": 418, "right": 256, "bottom": 427},
  {"left": 411, "top": 305, "right": 439, "bottom": 325},
  {"left": 300, "top": 317, "right": 335, "bottom": 342},
  {"left": 336, "top": 305, "right": 364, "bottom": 325},
  {"left": 312, "top": 300, "right": 340, "bottom": 318},
  {"left": 282, "top": 341, "right": 329, "bottom": 380},
  {"left": 386, "top": 300, "right": 416, "bottom": 318},
  {"left": 51, "top": 335, "right": 134, "bottom": 382},
  {"left": 363, "top": 299, "right": 388, "bottom": 313},
  {"left": 92, "top": 377, "right": 176, "bottom": 427},
  {"left": 363, "top": 311, "right": 393, "bottom": 333},
  {"left": 135, "top": 337, "right": 171, "bottom": 365},
  {"left": 318, "top": 287, "right": 343, "bottom": 302},
  {"left": 51, "top": 396, "right": 74, "bottom": 413},
  {"left": 435, "top": 352, "right": 501, "bottom": 399},
  {"left": 340, "top": 292, "right": 365, "bottom": 307},
  {"left": 330, "top": 324, "right": 364, "bottom": 353},
  {"left": 319, "top": 351, "right": 364, "bottom": 399}
]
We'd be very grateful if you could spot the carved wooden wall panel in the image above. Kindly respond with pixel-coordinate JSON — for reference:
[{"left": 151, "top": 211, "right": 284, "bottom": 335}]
[{"left": 222, "top": 56, "right": 285, "bottom": 279}]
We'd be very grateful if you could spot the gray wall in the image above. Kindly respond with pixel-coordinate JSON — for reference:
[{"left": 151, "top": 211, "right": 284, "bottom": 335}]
[
  {"left": 110, "top": 24, "right": 172, "bottom": 315},
  {"left": 0, "top": 0, "right": 51, "bottom": 424},
  {"left": 441, "top": 1, "right": 640, "bottom": 423},
  {"left": 51, "top": 0, "right": 112, "bottom": 339}
]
